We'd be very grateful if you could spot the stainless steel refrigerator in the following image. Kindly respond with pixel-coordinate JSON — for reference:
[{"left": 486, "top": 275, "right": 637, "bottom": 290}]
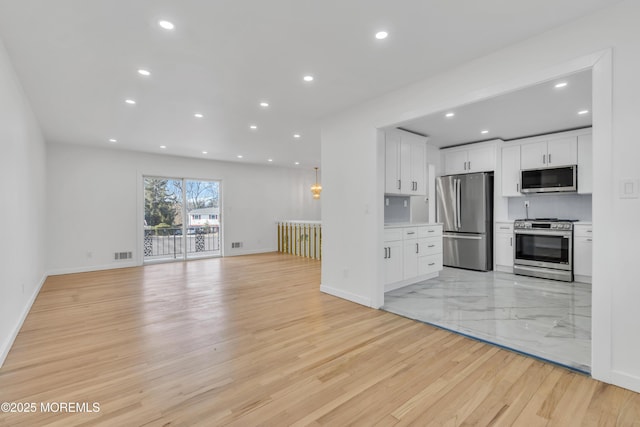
[{"left": 436, "top": 172, "right": 493, "bottom": 271}]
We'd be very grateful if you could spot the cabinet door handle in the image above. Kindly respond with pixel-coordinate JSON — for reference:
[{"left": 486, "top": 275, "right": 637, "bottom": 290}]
[
  {"left": 587, "top": 230, "right": 592, "bottom": 233},
  {"left": 543, "top": 154, "right": 546, "bottom": 164},
  {"left": 548, "top": 154, "right": 552, "bottom": 164},
  {"left": 416, "top": 243, "right": 419, "bottom": 254},
  {"left": 397, "top": 179, "right": 401, "bottom": 190},
  {"left": 516, "top": 183, "right": 519, "bottom": 192},
  {"left": 428, "top": 244, "right": 435, "bottom": 248},
  {"left": 428, "top": 229, "right": 434, "bottom": 233},
  {"left": 468, "top": 161, "right": 471, "bottom": 170},
  {"left": 587, "top": 238, "right": 593, "bottom": 242},
  {"left": 428, "top": 262, "right": 436, "bottom": 266},
  {"left": 510, "top": 237, "right": 513, "bottom": 247},
  {"left": 406, "top": 231, "right": 416, "bottom": 235}
]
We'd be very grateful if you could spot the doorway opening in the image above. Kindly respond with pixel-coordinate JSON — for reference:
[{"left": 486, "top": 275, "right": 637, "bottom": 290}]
[{"left": 143, "top": 176, "right": 221, "bottom": 263}]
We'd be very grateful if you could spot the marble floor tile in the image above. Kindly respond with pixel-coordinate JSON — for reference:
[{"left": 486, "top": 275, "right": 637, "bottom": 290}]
[{"left": 383, "top": 267, "right": 592, "bottom": 372}]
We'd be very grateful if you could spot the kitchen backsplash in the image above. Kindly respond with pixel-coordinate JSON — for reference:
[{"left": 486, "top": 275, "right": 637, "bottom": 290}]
[
  {"left": 508, "top": 194, "right": 592, "bottom": 221},
  {"left": 384, "top": 195, "right": 411, "bottom": 223}
]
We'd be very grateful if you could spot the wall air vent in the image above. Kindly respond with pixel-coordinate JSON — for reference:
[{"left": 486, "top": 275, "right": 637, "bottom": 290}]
[
  {"left": 231, "top": 242, "right": 242, "bottom": 249},
  {"left": 114, "top": 251, "right": 133, "bottom": 260}
]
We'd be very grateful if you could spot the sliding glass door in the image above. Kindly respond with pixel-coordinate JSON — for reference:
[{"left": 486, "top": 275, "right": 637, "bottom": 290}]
[
  {"left": 184, "top": 180, "right": 220, "bottom": 259},
  {"left": 143, "top": 176, "right": 221, "bottom": 263}
]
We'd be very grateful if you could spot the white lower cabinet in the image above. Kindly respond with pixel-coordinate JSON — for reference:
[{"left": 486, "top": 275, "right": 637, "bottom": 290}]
[
  {"left": 383, "top": 229, "right": 403, "bottom": 285},
  {"left": 495, "top": 222, "right": 514, "bottom": 271},
  {"left": 574, "top": 224, "right": 593, "bottom": 283},
  {"left": 384, "top": 224, "right": 443, "bottom": 291}
]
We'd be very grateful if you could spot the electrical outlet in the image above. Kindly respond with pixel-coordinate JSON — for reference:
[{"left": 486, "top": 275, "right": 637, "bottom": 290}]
[{"left": 524, "top": 200, "right": 530, "bottom": 208}]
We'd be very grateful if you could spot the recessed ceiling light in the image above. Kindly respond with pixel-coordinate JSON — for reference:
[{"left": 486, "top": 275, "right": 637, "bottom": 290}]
[
  {"left": 125, "top": 99, "right": 136, "bottom": 105},
  {"left": 237, "top": 155, "right": 243, "bottom": 159},
  {"left": 303, "top": 75, "right": 314, "bottom": 82},
  {"left": 194, "top": 113, "right": 203, "bottom": 118},
  {"left": 160, "top": 145, "right": 167, "bottom": 149},
  {"left": 294, "top": 161, "right": 300, "bottom": 165},
  {"left": 268, "top": 159, "right": 273, "bottom": 162},
  {"left": 578, "top": 110, "right": 590, "bottom": 115},
  {"left": 158, "top": 20, "right": 175, "bottom": 30},
  {"left": 108, "top": 138, "right": 117, "bottom": 143},
  {"left": 249, "top": 125, "right": 257, "bottom": 130},
  {"left": 202, "top": 151, "right": 208, "bottom": 155},
  {"left": 293, "top": 134, "right": 301, "bottom": 139},
  {"left": 445, "top": 112, "right": 455, "bottom": 118},
  {"left": 481, "top": 130, "right": 489, "bottom": 134},
  {"left": 555, "top": 82, "right": 568, "bottom": 88},
  {"left": 137, "top": 69, "right": 151, "bottom": 77},
  {"left": 260, "top": 102, "right": 269, "bottom": 108},
  {"left": 375, "top": 31, "right": 388, "bottom": 40}
]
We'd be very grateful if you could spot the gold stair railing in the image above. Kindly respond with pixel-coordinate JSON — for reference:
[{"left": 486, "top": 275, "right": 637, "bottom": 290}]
[{"left": 277, "top": 221, "right": 322, "bottom": 260}]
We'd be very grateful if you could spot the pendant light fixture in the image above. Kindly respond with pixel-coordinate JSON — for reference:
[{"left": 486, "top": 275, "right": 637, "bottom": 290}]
[{"left": 311, "top": 167, "right": 322, "bottom": 200}]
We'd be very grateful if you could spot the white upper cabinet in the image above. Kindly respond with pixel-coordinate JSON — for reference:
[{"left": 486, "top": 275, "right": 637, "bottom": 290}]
[
  {"left": 467, "top": 145, "right": 496, "bottom": 173},
  {"left": 443, "top": 150, "right": 469, "bottom": 175},
  {"left": 443, "top": 143, "right": 496, "bottom": 175},
  {"left": 578, "top": 133, "right": 593, "bottom": 194},
  {"left": 385, "top": 130, "right": 402, "bottom": 194},
  {"left": 548, "top": 136, "right": 578, "bottom": 166},
  {"left": 384, "top": 129, "right": 427, "bottom": 196},
  {"left": 520, "top": 136, "right": 577, "bottom": 169},
  {"left": 501, "top": 145, "right": 521, "bottom": 197}
]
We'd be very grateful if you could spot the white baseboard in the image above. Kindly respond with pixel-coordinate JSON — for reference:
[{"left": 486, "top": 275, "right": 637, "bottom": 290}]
[
  {"left": 574, "top": 274, "right": 592, "bottom": 284},
  {"left": 384, "top": 272, "right": 439, "bottom": 293},
  {"left": 47, "top": 261, "right": 138, "bottom": 276},
  {"left": 320, "top": 284, "right": 373, "bottom": 308},
  {"left": 495, "top": 265, "right": 514, "bottom": 273},
  {"left": 225, "top": 247, "right": 277, "bottom": 257},
  {"left": 608, "top": 370, "right": 640, "bottom": 394},
  {"left": 0, "top": 273, "right": 47, "bottom": 368}
]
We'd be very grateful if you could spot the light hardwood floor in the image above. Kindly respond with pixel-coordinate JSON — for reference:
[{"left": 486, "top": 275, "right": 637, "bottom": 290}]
[{"left": 1, "top": 253, "right": 639, "bottom": 426}]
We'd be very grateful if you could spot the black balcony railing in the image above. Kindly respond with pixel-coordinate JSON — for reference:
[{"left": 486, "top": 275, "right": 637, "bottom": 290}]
[{"left": 144, "top": 227, "right": 220, "bottom": 259}]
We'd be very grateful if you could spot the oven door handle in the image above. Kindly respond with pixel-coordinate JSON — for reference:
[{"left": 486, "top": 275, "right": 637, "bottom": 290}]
[{"left": 514, "top": 229, "right": 573, "bottom": 237}]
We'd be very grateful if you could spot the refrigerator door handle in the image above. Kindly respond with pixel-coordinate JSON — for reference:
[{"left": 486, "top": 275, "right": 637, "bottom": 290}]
[
  {"left": 456, "top": 179, "right": 462, "bottom": 229},
  {"left": 443, "top": 233, "right": 483, "bottom": 240}
]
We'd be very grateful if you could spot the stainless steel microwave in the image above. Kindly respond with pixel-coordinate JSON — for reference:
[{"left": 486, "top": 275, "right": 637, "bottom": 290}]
[{"left": 520, "top": 165, "right": 577, "bottom": 193}]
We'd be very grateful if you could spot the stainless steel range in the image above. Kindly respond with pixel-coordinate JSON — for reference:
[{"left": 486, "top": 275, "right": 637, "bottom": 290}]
[{"left": 513, "top": 218, "right": 575, "bottom": 282}]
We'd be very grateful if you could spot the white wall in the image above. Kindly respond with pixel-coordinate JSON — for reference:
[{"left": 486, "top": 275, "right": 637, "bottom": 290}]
[
  {"left": 321, "top": 0, "right": 640, "bottom": 392},
  {"left": 46, "top": 143, "right": 320, "bottom": 274},
  {"left": 0, "top": 37, "right": 47, "bottom": 366}
]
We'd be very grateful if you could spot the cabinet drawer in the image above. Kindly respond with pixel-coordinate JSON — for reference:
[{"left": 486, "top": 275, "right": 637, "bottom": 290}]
[
  {"left": 496, "top": 222, "right": 514, "bottom": 233},
  {"left": 403, "top": 227, "right": 418, "bottom": 240},
  {"left": 422, "top": 237, "right": 442, "bottom": 255},
  {"left": 419, "top": 254, "right": 443, "bottom": 276},
  {"left": 418, "top": 225, "right": 442, "bottom": 238},
  {"left": 574, "top": 224, "right": 593, "bottom": 238},
  {"left": 384, "top": 228, "right": 403, "bottom": 242}
]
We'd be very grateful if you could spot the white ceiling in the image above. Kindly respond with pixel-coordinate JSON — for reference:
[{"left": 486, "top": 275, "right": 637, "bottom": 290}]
[
  {"left": 399, "top": 69, "right": 592, "bottom": 148},
  {"left": 0, "top": 0, "right": 619, "bottom": 168}
]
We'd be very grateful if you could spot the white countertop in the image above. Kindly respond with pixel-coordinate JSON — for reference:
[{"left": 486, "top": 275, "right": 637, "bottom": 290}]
[{"left": 384, "top": 222, "right": 442, "bottom": 228}]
